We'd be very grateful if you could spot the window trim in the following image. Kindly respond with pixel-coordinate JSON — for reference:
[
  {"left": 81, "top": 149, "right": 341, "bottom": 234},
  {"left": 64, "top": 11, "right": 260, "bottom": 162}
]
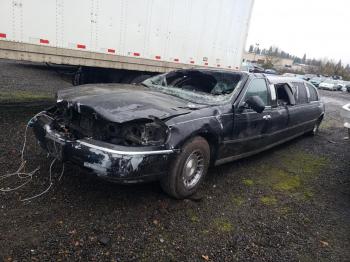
[
  {"left": 292, "top": 81, "right": 309, "bottom": 105},
  {"left": 238, "top": 77, "right": 272, "bottom": 109},
  {"left": 305, "top": 82, "right": 319, "bottom": 102}
]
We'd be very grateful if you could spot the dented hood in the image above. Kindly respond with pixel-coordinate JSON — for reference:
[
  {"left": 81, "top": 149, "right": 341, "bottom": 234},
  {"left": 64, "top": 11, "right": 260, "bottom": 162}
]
[{"left": 56, "top": 84, "right": 194, "bottom": 123}]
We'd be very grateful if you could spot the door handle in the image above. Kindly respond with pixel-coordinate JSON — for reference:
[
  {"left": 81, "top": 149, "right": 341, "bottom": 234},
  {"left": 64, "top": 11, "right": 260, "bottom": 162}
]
[{"left": 263, "top": 115, "right": 272, "bottom": 120}]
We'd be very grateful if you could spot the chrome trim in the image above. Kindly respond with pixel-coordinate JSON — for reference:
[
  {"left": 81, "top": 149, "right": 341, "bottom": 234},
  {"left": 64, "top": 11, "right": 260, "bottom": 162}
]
[
  {"left": 216, "top": 131, "right": 306, "bottom": 166},
  {"left": 263, "top": 114, "right": 271, "bottom": 120},
  {"left": 224, "top": 118, "right": 316, "bottom": 144},
  {"left": 43, "top": 123, "right": 174, "bottom": 156},
  {"left": 77, "top": 140, "right": 174, "bottom": 156}
]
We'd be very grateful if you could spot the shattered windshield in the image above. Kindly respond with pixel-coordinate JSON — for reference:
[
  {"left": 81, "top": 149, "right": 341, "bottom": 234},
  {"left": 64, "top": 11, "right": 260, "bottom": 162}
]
[{"left": 142, "top": 70, "right": 243, "bottom": 105}]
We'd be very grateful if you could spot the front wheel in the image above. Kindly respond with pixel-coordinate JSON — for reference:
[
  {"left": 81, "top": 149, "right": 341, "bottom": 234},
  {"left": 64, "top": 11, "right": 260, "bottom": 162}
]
[{"left": 160, "top": 137, "right": 210, "bottom": 199}]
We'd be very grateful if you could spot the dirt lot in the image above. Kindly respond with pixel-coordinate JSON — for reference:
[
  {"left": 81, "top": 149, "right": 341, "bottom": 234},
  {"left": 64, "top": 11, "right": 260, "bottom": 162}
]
[{"left": 0, "top": 60, "right": 349, "bottom": 261}]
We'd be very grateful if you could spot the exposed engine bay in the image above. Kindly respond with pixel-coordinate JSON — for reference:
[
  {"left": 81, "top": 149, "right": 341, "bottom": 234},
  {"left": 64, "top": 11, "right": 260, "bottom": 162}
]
[{"left": 46, "top": 101, "right": 169, "bottom": 147}]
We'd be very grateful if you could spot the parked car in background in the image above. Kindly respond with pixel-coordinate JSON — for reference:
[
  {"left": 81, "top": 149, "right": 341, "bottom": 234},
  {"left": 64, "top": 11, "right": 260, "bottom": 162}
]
[
  {"left": 303, "top": 74, "right": 316, "bottom": 81},
  {"left": 318, "top": 79, "right": 340, "bottom": 91},
  {"left": 309, "top": 77, "right": 325, "bottom": 87},
  {"left": 264, "top": 69, "right": 278, "bottom": 75},
  {"left": 346, "top": 83, "right": 350, "bottom": 93},
  {"left": 332, "top": 75, "right": 343, "bottom": 80},
  {"left": 241, "top": 62, "right": 265, "bottom": 73},
  {"left": 282, "top": 73, "right": 306, "bottom": 79},
  {"left": 338, "top": 81, "right": 350, "bottom": 92},
  {"left": 31, "top": 69, "right": 325, "bottom": 198}
]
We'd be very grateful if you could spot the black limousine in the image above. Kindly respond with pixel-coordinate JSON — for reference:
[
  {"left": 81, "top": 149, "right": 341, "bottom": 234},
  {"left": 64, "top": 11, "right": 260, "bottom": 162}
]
[{"left": 32, "top": 69, "right": 325, "bottom": 198}]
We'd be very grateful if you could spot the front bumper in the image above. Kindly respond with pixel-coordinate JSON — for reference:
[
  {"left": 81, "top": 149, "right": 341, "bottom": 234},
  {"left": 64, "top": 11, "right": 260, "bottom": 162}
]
[{"left": 32, "top": 114, "right": 175, "bottom": 183}]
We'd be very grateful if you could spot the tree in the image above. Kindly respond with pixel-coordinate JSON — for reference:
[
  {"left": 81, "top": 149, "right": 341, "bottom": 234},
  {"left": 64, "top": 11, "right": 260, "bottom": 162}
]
[
  {"left": 248, "top": 45, "right": 254, "bottom": 53},
  {"left": 268, "top": 46, "right": 273, "bottom": 55},
  {"left": 334, "top": 59, "right": 343, "bottom": 75},
  {"left": 302, "top": 54, "right": 306, "bottom": 64}
]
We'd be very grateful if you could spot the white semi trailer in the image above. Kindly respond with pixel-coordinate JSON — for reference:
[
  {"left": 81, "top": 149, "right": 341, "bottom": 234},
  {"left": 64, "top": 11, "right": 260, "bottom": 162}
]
[{"left": 0, "top": 0, "right": 254, "bottom": 84}]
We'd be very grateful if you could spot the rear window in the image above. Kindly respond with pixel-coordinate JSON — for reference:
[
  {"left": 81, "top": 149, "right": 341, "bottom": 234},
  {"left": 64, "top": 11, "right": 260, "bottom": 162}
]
[
  {"left": 292, "top": 82, "right": 308, "bottom": 104},
  {"left": 306, "top": 83, "right": 318, "bottom": 101}
]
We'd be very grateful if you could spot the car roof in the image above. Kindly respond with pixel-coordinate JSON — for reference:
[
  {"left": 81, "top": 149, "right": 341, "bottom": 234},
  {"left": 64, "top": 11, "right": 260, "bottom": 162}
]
[
  {"left": 265, "top": 75, "right": 306, "bottom": 84},
  {"left": 185, "top": 67, "right": 248, "bottom": 75}
]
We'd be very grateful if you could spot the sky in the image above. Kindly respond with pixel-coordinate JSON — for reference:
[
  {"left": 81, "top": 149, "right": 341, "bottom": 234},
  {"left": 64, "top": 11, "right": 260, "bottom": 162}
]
[{"left": 246, "top": 0, "right": 350, "bottom": 65}]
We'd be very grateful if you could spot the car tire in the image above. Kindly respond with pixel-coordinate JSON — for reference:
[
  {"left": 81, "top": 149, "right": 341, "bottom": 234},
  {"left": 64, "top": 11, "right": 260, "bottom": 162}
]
[
  {"left": 308, "top": 117, "right": 323, "bottom": 136},
  {"left": 160, "top": 136, "right": 210, "bottom": 199}
]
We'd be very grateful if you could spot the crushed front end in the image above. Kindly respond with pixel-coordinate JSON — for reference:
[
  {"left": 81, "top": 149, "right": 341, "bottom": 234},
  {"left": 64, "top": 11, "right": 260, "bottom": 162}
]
[{"left": 31, "top": 101, "right": 175, "bottom": 183}]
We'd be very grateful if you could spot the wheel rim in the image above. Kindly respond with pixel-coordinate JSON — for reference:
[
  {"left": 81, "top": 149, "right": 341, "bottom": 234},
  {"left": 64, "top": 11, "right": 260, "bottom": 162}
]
[{"left": 182, "top": 150, "right": 205, "bottom": 189}]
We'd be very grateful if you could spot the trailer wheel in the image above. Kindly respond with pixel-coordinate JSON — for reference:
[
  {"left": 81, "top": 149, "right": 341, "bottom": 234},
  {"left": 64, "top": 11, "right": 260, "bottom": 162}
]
[
  {"left": 160, "top": 137, "right": 210, "bottom": 199},
  {"left": 72, "top": 67, "right": 84, "bottom": 86},
  {"left": 130, "top": 74, "right": 152, "bottom": 84}
]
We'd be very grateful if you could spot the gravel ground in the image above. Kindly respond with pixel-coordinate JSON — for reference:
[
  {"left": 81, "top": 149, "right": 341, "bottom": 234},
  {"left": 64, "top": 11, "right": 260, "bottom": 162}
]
[{"left": 0, "top": 59, "right": 349, "bottom": 261}]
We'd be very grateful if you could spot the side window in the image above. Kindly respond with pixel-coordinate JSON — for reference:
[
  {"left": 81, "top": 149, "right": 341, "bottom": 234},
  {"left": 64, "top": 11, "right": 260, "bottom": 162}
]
[
  {"left": 306, "top": 83, "right": 318, "bottom": 101},
  {"left": 244, "top": 78, "right": 270, "bottom": 105},
  {"left": 292, "top": 82, "right": 308, "bottom": 104}
]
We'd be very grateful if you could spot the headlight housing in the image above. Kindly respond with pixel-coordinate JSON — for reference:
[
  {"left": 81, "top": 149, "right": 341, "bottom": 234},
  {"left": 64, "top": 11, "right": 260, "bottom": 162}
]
[{"left": 106, "top": 120, "right": 169, "bottom": 147}]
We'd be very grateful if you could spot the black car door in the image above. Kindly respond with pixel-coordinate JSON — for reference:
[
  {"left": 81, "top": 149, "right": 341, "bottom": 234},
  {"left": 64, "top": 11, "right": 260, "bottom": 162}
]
[
  {"left": 221, "top": 77, "right": 273, "bottom": 158},
  {"left": 286, "top": 82, "right": 315, "bottom": 136}
]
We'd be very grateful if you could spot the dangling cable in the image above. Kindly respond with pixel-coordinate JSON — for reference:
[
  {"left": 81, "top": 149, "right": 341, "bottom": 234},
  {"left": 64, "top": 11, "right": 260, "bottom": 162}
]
[
  {"left": 20, "top": 158, "right": 56, "bottom": 202},
  {"left": 1, "top": 111, "right": 66, "bottom": 198},
  {"left": 0, "top": 112, "right": 45, "bottom": 191}
]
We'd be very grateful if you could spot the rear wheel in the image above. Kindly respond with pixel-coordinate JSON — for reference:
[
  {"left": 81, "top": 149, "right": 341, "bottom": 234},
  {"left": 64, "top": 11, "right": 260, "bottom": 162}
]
[
  {"left": 160, "top": 137, "right": 210, "bottom": 199},
  {"left": 308, "top": 116, "right": 323, "bottom": 136}
]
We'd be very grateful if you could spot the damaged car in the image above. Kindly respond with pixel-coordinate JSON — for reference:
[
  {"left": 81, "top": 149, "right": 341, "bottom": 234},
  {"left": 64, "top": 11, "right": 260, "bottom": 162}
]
[{"left": 31, "top": 69, "right": 325, "bottom": 198}]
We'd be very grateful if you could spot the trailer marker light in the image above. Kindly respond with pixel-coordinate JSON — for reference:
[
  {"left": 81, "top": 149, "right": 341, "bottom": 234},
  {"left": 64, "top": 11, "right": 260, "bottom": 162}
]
[
  {"left": 204, "top": 62, "right": 208, "bottom": 66},
  {"left": 190, "top": 61, "right": 195, "bottom": 64},
  {"left": 0, "top": 33, "right": 6, "bottom": 38},
  {"left": 133, "top": 52, "right": 140, "bottom": 56},
  {"left": 107, "top": 49, "right": 115, "bottom": 53},
  {"left": 77, "top": 44, "right": 86, "bottom": 49},
  {"left": 217, "top": 64, "right": 220, "bottom": 67},
  {"left": 155, "top": 55, "right": 161, "bottom": 59},
  {"left": 40, "top": 39, "right": 49, "bottom": 44},
  {"left": 174, "top": 58, "right": 179, "bottom": 62}
]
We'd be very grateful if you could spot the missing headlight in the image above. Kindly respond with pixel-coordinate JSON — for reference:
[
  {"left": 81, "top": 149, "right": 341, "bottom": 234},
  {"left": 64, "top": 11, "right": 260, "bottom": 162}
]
[
  {"left": 122, "top": 121, "right": 168, "bottom": 146},
  {"left": 102, "top": 120, "right": 168, "bottom": 147}
]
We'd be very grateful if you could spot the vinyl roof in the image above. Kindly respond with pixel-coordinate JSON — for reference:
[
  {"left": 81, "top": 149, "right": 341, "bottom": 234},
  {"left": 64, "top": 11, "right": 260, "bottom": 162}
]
[{"left": 265, "top": 75, "right": 306, "bottom": 84}]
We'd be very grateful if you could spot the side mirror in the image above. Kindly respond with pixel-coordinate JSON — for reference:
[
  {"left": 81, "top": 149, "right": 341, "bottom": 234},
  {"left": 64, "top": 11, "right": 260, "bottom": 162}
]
[{"left": 245, "top": 96, "right": 265, "bottom": 113}]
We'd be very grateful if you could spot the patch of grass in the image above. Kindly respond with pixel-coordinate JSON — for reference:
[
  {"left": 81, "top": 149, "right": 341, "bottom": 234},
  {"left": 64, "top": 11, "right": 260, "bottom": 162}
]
[
  {"left": 279, "top": 150, "right": 328, "bottom": 178},
  {"left": 272, "top": 169, "right": 301, "bottom": 191},
  {"left": 303, "top": 189, "right": 314, "bottom": 199},
  {"left": 250, "top": 150, "right": 328, "bottom": 198},
  {"left": 255, "top": 167, "right": 301, "bottom": 192},
  {"left": 260, "top": 196, "right": 277, "bottom": 205},
  {"left": 187, "top": 209, "right": 200, "bottom": 223},
  {"left": 242, "top": 179, "right": 254, "bottom": 186},
  {"left": 0, "top": 91, "right": 53, "bottom": 103},
  {"left": 213, "top": 218, "right": 234, "bottom": 233},
  {"left": 231, "top": 196, "right": 244, "bottom": 206},
  {"left": 320, "top": 118, "right": 342, "bottom": 129},
  {"left": 277, "top": 206, "right": 291, "bottom": 215}
]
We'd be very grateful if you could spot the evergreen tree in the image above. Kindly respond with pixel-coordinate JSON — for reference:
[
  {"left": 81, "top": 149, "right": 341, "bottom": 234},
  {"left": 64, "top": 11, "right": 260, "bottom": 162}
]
[
  {"left": 302, "top": 54, "right": 306, "bottom": 64},
  {"left": 248, "top": 45, "right": 254, "bottom": 53}
]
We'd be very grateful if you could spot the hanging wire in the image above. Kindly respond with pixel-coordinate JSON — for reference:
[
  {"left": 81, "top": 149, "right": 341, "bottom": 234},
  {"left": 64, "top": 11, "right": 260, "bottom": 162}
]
[{"left": 0, "top": 111, "right": 65, "bottom": 201}]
